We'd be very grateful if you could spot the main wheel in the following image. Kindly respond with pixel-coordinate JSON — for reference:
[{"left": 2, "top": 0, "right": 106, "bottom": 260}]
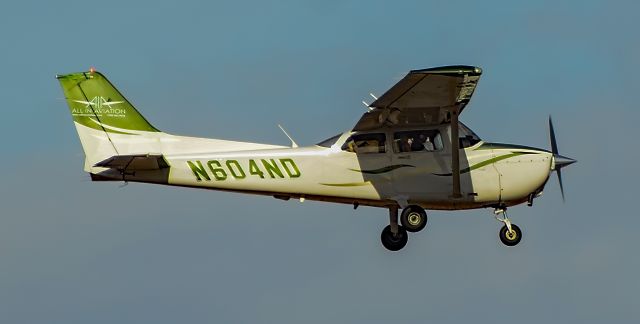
[
  {"left": 400, "top": 206, "right": 428, "bottom": 233},
  {"left": 380, "top": 225, "right": 408, "bottom": 251},
  {"left": 499, "top": 224, "right": 522, "bottom": 246}
]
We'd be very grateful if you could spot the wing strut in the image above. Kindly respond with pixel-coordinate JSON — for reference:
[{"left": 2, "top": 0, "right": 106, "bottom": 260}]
[{"left": 451, "top": 106, "right": 462, "bottom": 198}]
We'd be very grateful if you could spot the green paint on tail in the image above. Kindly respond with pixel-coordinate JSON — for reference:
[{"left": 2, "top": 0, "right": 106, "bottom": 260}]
[{"left": 57, "top": 71, "right": 160, "bottom": 134}]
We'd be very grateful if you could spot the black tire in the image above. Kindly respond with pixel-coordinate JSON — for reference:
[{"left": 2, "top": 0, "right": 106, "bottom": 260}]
[
  {"left": 499, "top": 224, "right": 522, "bottom": 246},
  {"left": 380, "top": 225, "right": 408, "bottom": 251},
  {"left": 400, "top": 206, "right": 428, "bottom": 233}
]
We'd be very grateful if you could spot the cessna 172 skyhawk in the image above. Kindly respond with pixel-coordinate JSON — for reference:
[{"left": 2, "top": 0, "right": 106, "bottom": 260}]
[{"left": 57, "top": 66, "right": 575, "bottom": 251}]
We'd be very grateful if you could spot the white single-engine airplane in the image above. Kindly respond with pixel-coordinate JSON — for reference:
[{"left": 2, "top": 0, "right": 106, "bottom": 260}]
[{"left": 57, "top": 66, "right": 575, "bottom": 251}]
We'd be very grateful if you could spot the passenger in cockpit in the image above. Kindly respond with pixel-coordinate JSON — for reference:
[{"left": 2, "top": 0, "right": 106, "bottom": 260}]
[{"left": 422, "top": 136, "right": 434, "bottom": 151}]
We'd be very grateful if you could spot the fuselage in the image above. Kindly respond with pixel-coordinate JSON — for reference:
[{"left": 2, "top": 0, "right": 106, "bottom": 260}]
[{"left": 98, "top": 123, "right": 554, "bottom": 211}]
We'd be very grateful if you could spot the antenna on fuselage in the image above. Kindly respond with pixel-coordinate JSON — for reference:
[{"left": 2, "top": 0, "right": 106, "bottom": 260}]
[{"left": 277, "top": 124, "right": 299, "bottom": 148}]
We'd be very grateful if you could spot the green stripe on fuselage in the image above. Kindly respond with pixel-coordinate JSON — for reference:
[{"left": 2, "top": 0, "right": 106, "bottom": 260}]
[
  {"left": 433, "top": 152, "right": 537, "bottom": 176},
  {"left": 475, "top": 142, "right": 550, "bottom": 153},
  {"left": 349, "top": 164, "right": 415, "bottom": 174}
]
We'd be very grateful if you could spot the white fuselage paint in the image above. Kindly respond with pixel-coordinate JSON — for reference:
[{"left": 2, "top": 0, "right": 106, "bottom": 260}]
[{"left": 79, "top": 122, "right": 554, "bottom": 211}]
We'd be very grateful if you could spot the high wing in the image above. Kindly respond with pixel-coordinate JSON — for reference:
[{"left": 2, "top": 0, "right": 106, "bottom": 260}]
[{"left": 353, "top": 65, "right": 482, "bottom": 131}]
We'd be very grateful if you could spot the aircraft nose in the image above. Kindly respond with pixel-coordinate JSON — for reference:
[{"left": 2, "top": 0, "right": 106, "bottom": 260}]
[{"left": 553, "top": 154, "right": 576, "bottom": 170}]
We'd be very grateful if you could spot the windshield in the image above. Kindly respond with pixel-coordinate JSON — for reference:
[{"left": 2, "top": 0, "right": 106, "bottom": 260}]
[
  {"left": 458, "top": 122, "right": 482, "bottom": 148},
  {"left": 316, "top": 133, "right": 342, "bottom": 148}
]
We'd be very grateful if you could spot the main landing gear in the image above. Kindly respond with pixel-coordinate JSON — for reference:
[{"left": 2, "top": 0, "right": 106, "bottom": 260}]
[
  {"left": 494, "top": 207, "right": 522, "bottom": 246},
  {"left": 400, "top": 205, "right": 428, "bottom": 232},
  {"left": 380, "top": 205, "right": 428, "bottom": 251}
]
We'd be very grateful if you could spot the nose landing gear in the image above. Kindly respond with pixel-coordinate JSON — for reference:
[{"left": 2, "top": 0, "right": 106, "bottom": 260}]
[{"left": 494, "top": 207, "right": 522, "bottom": 246}]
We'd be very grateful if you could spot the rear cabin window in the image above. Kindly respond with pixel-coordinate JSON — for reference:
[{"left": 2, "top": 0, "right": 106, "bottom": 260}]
[
  {"left": 393, "top": 130, "right": 443, "bottom": 153},
  {"left": 341, "top": 133, "right": 386, "bottom": 154}
]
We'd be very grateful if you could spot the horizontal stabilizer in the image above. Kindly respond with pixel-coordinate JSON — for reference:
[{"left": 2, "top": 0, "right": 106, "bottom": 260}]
[{"left": 94, "top": 154, "right": 169, "bottom": 171}]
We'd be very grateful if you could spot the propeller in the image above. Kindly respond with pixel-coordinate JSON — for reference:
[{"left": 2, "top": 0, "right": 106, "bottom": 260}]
[{"left": 548, "top": 116, "right": 576, "bottom": 201}]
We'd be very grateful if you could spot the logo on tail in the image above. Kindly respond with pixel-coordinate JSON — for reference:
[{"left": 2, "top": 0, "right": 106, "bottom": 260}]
[{"left": 71, "top": 96, "right": 126, "bottom": 117}]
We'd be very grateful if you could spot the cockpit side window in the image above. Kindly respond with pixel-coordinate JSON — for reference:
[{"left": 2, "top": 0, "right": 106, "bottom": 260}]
[
  {"left": 393, "top": 130, "right": 443, "bottom": 153},
  {"left": 341, "top": 133, "right": 386, "bottom": 154}
]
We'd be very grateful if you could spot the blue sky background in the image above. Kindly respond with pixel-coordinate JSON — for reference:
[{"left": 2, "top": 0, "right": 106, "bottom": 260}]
[{"left": 1, "top": 0, "right": 639, "bottom": 323}]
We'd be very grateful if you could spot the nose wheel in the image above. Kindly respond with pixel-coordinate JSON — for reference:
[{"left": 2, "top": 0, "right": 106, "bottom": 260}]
[
  {"left": 499, "top": 224, "right": 522, "bottom": 246},
  {"left": 494, "top": 208, "right": 523, "bottom": 246}
]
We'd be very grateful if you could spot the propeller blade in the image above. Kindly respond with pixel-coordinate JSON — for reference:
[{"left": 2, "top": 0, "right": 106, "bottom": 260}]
[
  {"left": 549, "top": 116, "right": 558, "bottom": 155},
  {"left": 557, "top": 168, "right": 565, "bottom": 202},
  {"left": 548, "top": 116, "right": 574, "bottom": 202}
]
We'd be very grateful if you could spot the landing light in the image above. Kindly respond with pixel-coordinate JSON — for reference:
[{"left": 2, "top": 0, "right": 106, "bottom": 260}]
[{"left": 89, "top": 67, "right": 96, "bottom": 74}]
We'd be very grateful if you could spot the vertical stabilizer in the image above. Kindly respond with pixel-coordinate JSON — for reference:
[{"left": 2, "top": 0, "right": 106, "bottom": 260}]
[{"left": 57, "top": 70, "right": 162, "bottom": 170}]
